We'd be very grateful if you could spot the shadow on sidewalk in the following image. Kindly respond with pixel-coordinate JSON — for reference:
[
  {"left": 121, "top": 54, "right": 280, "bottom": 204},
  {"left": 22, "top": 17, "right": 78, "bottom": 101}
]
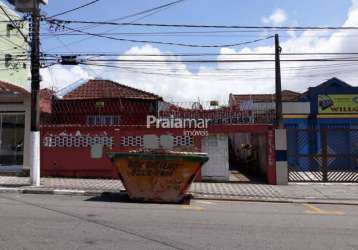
[
  {"left": 86, "top": 192, "right": 131, "bottom": 203},
  {"left": 0, "top": 184, "right": 30, "bottom": 188},
  {"left": 85, "top": 192, "right": 192, "bottom": 205}
]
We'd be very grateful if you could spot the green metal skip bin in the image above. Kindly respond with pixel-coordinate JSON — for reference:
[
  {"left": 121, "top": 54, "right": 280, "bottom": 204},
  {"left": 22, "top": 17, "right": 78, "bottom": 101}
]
[{"left": 107, "top": 151, "right": 209, "bottom": 203}]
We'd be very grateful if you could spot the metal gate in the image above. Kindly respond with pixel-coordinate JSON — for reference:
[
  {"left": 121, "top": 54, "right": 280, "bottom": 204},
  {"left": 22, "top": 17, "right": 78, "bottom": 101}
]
[
  {"left": 287, "top": 128, "right": 358, "bottom": 182},
  {"left": 201, "top": 134, "right": 229, "bottom": 181}
]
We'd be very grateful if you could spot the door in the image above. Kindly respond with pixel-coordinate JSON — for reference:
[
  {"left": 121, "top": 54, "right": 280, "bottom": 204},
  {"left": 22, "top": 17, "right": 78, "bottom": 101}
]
[
  {"left": 0, "top": 113, "right": 25, "bottom": 167},
  {"left": 201, "top": 134, "right": 229, "bottom": 180}
]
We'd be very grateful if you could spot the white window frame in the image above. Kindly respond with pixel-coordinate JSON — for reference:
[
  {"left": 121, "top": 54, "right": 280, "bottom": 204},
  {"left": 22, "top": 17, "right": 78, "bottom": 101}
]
[{"left": 86, "top": 115, "right": 121, "bottom": 126}]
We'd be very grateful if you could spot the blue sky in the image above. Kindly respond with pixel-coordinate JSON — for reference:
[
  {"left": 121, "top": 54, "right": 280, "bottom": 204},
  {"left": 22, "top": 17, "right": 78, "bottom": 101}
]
[
  {"left": 10, "top": 0, "right": 357, "bottom": 102},
  {"left": 40, "top": 0, "right": 352, "bottom": 54}
]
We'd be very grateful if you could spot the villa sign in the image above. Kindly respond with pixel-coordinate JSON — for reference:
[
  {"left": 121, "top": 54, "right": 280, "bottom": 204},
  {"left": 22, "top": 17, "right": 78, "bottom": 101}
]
[{"left": 318, "top": 94, "right": 358, "bottom": 113}]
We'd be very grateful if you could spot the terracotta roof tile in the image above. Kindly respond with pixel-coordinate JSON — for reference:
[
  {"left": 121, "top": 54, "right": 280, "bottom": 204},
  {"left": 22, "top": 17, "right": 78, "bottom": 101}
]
[
  {"left": 62, "top": 79, "right": 162, "bottom": 100},
  {"left": 0, "top": 80, "right": 29, "bottom": 96}
]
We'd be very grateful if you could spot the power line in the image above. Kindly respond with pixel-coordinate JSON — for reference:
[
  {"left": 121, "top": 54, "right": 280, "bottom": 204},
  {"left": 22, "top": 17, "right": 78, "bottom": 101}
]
[
  {"left": 48, "top": 19, "right": 358, "bottom": 30},
  {"left": 81, "top": 62, "right": 358, "bottom": 71},
  {"left": 43, "top": 52, "right": 358, "bottom": 57},
  {"left": 49, "top": 22, "right": 274, "bottom": 48},
  {"left": 43, "top": 59, "right": 356, "bottom": 71},
  {"left": 33, "top": 31, "right": 358, "bottom": 37},
  {"left": 37, "top": 57, "right": 358, "bottom": 64},
  {"left": 107, "top": 0, "right": 185, "bottom": 23},
  {"left": 79, "top": 62, "right": 358, "bottom": 74},
  {"left": 0, "top": 5, "right": 29, "bottom": 45},
  {"left": 0, "top": 19, "right": 24, "bottom": 22},
  {"left": 45, "top": 52, "right": 276, "bottom": 57},
  {"left": 49, "top": 0, "right": 101, "bottom": 18},
  {"left": 0, "top": 35, "right": 27, "bottom": 51},
  {"left": 66, "top": 0, "right": 186, "bottom": 31},
  {"left": 82, "top": 57, "right": 358, "bottom": 63},
  {"left": 0, "top": 5, "right": 29, "bottom": 51},
  {"left": 78, "top": 62, "right": 358, "bottom": 80},
  {"left": 43, "top": 0, "right": 186, "bottom": 52}
]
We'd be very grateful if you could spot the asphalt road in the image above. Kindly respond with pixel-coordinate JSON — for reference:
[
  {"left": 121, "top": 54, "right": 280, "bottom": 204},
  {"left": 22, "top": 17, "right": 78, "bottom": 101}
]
[{"left": 0, "top": 193, "right": 358, "bottom": 250}]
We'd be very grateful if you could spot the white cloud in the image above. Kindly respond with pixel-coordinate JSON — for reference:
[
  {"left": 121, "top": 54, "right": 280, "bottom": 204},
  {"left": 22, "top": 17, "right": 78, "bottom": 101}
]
[
  {"left": 262, "top": 9, "right": 287, "bottom": 25},
  {"left": 41, "top": 0, "right": 358, "bottom": 103},
  {"left": 40, "top": 65, "right": 90, "bottom": 91}
]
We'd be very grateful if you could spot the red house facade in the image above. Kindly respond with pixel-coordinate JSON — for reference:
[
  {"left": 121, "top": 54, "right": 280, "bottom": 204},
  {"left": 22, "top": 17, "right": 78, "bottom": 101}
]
[
  {"left": 40, "top": 79, "right": 164, "bottom": 178},
  {"left": 40, "top": 79, "right": 276, "bottom": 184},
  {"left": 42, "top": 79, "right": 162, "bottom": 126}
]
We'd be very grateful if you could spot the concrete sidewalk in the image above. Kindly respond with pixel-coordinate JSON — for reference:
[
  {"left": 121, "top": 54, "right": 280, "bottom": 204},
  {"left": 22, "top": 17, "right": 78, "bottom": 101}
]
[{"left": 1, "top": 176, "right": 358, "bottom": 204}]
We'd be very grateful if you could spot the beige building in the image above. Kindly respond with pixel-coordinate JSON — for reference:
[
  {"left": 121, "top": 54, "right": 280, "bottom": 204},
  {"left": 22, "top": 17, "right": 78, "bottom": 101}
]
[
  {"left": 0, "top": 1, "right": 30, "bottom": 89},
  {"left": 0, "top": 2, "right": 30, "bottom": 174}
]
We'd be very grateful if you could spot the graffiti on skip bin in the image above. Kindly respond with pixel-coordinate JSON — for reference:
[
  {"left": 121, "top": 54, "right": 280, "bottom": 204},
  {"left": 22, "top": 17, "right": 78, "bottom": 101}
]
[{"left": 128, "top": 160, "right": 179, "bottom": 176}]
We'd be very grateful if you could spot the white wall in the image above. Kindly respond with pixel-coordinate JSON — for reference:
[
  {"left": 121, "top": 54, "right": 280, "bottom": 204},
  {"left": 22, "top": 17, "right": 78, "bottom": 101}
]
[
  {"left": 283, "top": 102, "right": 310, "bottom": 114},
  {"left": 201, "top": 134, "right": 230, "bottom": 181},
  {"left": 249, "top": 102, "right": 310, "bottom": 115}
]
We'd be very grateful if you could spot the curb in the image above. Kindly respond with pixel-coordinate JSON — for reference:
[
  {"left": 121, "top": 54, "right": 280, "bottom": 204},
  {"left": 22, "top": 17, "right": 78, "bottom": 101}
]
[
  {"left": 0, "top": 187, "right": 105, "bottom": 196},
  {"left": 0, "top": 187, "right": 22, "bottom": 194},
  {"left": 1, "top": 187, "right": 358, "bottom": 205},
  {"left": 191, "top": 193, "right": 358, "bottom": 206}
]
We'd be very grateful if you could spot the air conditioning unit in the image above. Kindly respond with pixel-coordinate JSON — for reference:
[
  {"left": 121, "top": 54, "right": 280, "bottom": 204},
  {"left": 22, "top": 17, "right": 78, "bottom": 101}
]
[{"left": 8, "top": 0, "right": 48, "bottom": 12}]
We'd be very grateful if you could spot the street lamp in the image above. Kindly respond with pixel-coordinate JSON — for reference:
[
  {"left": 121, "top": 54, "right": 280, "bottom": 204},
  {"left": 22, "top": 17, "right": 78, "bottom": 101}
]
[{"left": 7, "top": 0, "right": 48, "bottom": 186}]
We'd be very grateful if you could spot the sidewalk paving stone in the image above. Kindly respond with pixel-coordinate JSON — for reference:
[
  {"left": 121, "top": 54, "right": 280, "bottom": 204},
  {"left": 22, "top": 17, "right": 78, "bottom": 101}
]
[{"left": 1, "top": 176, "right": 358, "bottom": 204}]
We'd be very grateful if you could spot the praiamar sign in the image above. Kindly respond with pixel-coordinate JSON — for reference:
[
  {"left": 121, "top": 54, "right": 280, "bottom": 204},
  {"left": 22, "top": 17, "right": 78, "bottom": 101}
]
[{"left": 318, "top": 94, "right": 358, "bottom": 113}]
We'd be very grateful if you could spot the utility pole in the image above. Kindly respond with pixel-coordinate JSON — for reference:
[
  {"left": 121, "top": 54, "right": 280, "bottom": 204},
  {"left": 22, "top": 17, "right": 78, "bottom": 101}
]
[
  {"left": 275, "top": 34, "right": 283, "bottom": 128},
  {"left": 8, "top": 0, "right": 48, "bottom": 186},
  {"left": 30, "top": 1, "right": 41, "bottom": 186}
]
